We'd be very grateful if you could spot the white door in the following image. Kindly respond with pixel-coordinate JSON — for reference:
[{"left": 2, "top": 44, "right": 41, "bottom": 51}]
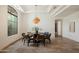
[
  {"left": 55, "top": 20, "right": 62, "bottom": 37},
  {"left": 57, "top": 21, "right": 62, "bottom": 36}
]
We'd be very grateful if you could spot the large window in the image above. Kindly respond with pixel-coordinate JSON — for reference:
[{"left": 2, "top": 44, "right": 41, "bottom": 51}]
[{"left": 8, "top": 6, "right": 18, "bottom": 36}]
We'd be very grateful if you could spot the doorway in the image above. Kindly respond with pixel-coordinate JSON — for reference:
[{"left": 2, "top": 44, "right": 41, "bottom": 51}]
[{"left": 55, "top": 20, "right": 62, "bottom": 37}]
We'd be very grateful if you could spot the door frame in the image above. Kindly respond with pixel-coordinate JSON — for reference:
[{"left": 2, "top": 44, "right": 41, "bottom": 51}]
[{"left": 55, "top": 19, "right": 62, "bottom": 37}]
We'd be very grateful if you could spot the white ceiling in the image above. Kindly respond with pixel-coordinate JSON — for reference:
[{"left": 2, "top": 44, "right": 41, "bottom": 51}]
[
  {"left": 20, "top": 5, "right": 59, "bottom": 13},
  {"left": 56, "top": 5, "right": 79, "bottom": 18},
  {"left": 13, "top": 5, "right": 79, "bottom": 18}
]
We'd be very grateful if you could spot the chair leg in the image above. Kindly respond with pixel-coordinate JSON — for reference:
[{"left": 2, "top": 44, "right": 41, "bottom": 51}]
[
  {"left": 49, "top": 39, "right": 51, "bottom": 43},
  {"left": 22, "top": 38, "right": 24, "bottom": 42},
  {"left": 36, "top": 40, "right": 40, "bottom": 47},
  {"left": 43, "top": 40, "right": 45, "bottom": 46},
  {"left": 27, "top": 40, "right": 30, "bottom": 46},
  {"left": 23, "top": 40, "right": 26, "bottom": 45},
  {"left": 27, "top": 42, "right": 29, "bottom": 46},
  {"left": 36, "top": 43, "right": 39, "bottom": 47}
]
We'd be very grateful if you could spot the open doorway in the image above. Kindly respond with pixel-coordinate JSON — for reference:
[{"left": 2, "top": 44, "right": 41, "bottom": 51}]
[{"left": 55, "top": 20, "right": 62, "bottom": 37}]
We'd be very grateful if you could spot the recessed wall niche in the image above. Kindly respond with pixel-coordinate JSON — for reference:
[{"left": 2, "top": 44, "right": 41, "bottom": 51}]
[{"left": 69, "top": 21, "right": 75, "bottom": 32}]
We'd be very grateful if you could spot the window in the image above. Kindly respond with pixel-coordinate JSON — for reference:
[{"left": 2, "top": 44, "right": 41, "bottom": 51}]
[{"left": 8, "top": 6, "right": 18, "bottom": 36}]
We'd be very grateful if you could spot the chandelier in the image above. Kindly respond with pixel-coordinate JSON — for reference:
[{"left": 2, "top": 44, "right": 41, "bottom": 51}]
[{"left": 32, "top": 5, "right": 40, "bottom": 25}]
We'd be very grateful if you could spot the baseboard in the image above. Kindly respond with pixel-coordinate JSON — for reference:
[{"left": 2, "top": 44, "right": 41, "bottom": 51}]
[{"left": 1, "top": 38, "right": 22, "bottom": 50}]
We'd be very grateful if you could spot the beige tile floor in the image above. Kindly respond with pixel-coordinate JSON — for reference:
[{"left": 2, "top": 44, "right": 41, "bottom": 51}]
[{"left": 2, "top": 37, "right": 79, "bottom": 53}]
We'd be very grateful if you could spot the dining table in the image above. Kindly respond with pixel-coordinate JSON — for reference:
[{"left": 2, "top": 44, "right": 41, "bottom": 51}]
[
  {"left": 27, "top": 32, "right": 46, "bottom": 46},
  {"left": 27, "top": 32, "right": 51, "bottom": 47}
]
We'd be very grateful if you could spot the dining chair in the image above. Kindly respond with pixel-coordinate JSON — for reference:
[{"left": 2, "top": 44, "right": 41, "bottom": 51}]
[
  {"left": 44, "top": 33, "right": 51, "bottom": 44},
  {"left": 22, "top": 33, "right": 27, "bottom": 45}
]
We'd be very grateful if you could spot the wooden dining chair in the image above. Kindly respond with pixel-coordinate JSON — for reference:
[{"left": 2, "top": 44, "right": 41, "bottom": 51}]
[
  {"left": 44, "top": 33, "right": 51, "bottom": 44},
  {"left": 22, "top": 33, "right": 27, "bottom": 45}
]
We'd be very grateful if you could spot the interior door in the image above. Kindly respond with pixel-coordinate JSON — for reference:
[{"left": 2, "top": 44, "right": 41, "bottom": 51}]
[{"left": 55, "top": 20, "right": 62, "bottom": 37}]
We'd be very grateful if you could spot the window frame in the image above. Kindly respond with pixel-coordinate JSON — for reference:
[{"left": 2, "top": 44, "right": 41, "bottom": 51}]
[{"left": 8, "top": 6, "right": 18, "bottom": 36}]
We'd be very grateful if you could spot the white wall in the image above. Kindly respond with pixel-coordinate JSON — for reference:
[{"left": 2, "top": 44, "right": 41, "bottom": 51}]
[
  {"left": 0, "top": 5, "right": 23, "bottom": 50},
  {"left": 22, "top": 13, "right": 55, "bottom": 39},
  {"left": 62, "top": 11, "right": 79, "bottom": 42}
]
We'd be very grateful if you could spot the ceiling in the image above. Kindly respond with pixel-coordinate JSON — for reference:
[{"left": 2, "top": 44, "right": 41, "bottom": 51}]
[
  {"left": 20, "top": 5, "right": 59, "bottom": 13},
  {"left": 13, "top": 5, "right": 79, "bottom": 18},
  {"left": 56, "top": 5, "right": 79, "bottom": 18}
]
